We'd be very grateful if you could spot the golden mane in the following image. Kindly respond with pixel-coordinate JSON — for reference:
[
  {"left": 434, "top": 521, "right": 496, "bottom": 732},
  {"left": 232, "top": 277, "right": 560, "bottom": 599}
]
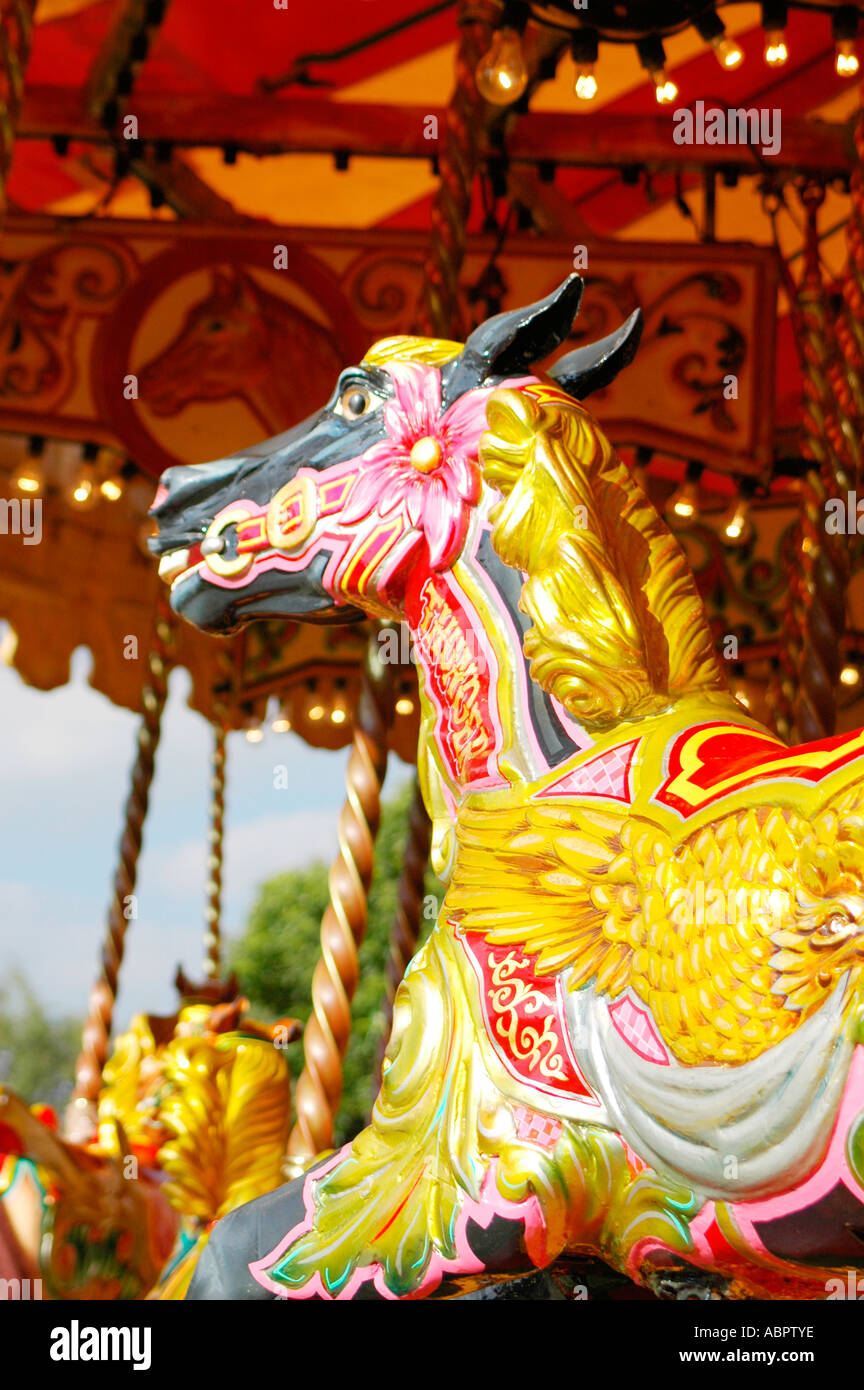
[
  {"left": 479, "top": 388, "right": 726, "bottom": 727},
  {"left": 363, "top": 335, "right": 463, "bottom": 368}
]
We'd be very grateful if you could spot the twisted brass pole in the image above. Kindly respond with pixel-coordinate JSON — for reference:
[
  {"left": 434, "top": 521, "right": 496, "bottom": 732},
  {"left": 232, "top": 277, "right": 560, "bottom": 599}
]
[
  {"left": 286, "top": 636, "right": 392, "bottom": 1169},
  {"left": 374, "top": 778, "right": 431, "bottom": 1087},
  {"left": 65, "top": 598, "right": 173, "bottom": 1141},
  {"left": 202, "top": 725, "right": 226, "bottom": 979},
  {"left": 766, "top": 175, "right": 862, "bottom": 743},
  {"left": 0, "top": 0, "right": 35, "bottom": 221},
  {"left": 419, "top": 0, "right": 496, "bottom": 337}
]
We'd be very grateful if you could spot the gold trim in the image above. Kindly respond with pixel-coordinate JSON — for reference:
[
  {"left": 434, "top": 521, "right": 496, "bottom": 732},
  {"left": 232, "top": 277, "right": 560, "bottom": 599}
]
[
  {"left": 266, "top": 476, "right": 318, "bottom": 552},
  {"left": 203, "top": 508, "right": 254, "bottom": 578}
]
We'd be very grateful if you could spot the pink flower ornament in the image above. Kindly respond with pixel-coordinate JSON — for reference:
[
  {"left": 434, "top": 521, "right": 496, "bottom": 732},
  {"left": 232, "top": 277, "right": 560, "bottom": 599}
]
[{"left": 340, "top": 361, "right": 492, "bottom": 570}]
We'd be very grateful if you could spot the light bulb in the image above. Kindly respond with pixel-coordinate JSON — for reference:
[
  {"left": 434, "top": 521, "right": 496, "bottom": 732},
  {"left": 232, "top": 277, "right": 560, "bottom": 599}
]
[
  {"left": 308, "top": 704, "right": 325, "bottom": 721},
  {"left": 331, "top": 707, "right": 346, "bottom": 725},
  {"left": 669, "top": 465, "right": 702, "bottom": 523},
  {"left": 840, "top": 664, "right": 860, "bottom": 687},
  {"left": 395, "top": 696, "right": 415, "bottom": 716},
  {"left": 272, "top": 717, "right": 291, "bottom": 732},
  {"left": 245, "top": 726, "right": 263, "bottom": 743},
  {"left": 475, "top": 28, "right": 529, "bottom": 106},
  {"left": 636, "top": 37, "right": 677, "bottom": 107},
  {"left": 574, "top": 66, "right": 597, "bottom": 101},
  {"left": 722, "top": 499, "right": 753, "bottom": 545},
  {"left": 16, "top": 468, "right": 42, "bottom": 493},
  {"left": 652, "top": 70, "right": 678, "bottom": 104},
  {"left": 836, "top": 38, "right": 860, "bottom": 76},
  {"left": 70, "top": 468, "right": 99, "bottom": 509},
  {"left": 764, "top": 30, "right": 788, "bottom": 65},
  {"left": 672, "top": 489, "right": 697, "bottom": 520},
  {"left": 713, "top": 35, "right": 744, "bottom": 68},
  {"left": 100, "top": 476, "right": 123, "bottom": 501}
]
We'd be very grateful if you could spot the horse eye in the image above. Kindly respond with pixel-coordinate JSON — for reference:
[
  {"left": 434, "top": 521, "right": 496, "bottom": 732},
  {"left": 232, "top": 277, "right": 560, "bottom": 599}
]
[
  {"left": 208, "top": 320, "right": 225, "bottom": 332},
  {"left": 340, "top": 387, "right": 371, "bottom": 419}
]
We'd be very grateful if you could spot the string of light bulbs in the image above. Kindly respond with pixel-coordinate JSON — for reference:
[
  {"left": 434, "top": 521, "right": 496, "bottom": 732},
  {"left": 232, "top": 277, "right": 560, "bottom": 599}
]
[{"left": 474, "top": 2, "right": 862, "bottom": 107}]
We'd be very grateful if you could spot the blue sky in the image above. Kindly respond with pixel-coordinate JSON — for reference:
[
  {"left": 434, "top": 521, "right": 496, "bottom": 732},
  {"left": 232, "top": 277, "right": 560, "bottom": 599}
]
[{"left": 0, "top": 649, "right": 410, "bottom": 1025}]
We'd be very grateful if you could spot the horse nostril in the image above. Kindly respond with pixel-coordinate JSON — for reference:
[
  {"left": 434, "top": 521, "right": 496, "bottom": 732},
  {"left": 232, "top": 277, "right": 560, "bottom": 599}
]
[{"left": 151, "top": 484, "right": 170, "bottom": 513}]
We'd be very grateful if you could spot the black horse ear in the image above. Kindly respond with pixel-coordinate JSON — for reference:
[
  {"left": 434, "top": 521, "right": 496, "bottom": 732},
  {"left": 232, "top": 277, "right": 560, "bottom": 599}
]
[
  {"left": 548, "top": 308, "right": 643, "bottom": 400},
  {"left": 444, "top": 275, "right": 584, "bottom": 400}
]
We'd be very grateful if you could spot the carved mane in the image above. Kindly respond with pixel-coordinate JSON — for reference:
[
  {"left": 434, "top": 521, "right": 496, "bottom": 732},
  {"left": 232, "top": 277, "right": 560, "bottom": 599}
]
[
  {"left": 480, "top": 387, "right": 726, "bottom": 727},
  {"left": 361, "top": 332, "right": 726, "bottom": 729}
]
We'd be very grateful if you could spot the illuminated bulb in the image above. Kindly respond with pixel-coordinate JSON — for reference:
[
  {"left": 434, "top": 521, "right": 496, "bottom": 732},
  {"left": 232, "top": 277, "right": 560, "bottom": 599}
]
[
  {"left": 245, "top": 726, "right": 263, "bottom": 743},
  {"left": 308, "top": 704, "right": 325, "bottom": 721},
  {"left": 272, "top": 717, "right": 292, "bottom": 732},
  {"left": 574, "top": 66, "right": 598, "bottom": 101},
  {"left": 475, "top": 28, "right": 529, "bottom": 106},
  {"left": 100, "top": 476, "right": 123, "bottom": 501},
  {"left": 836, "top": 38, "right": 860, "bottom": 76},
  {"left": 695, "top": 13, "right": 744, "bottom": 71},
  {"left": 652, "top": 71, "right": 678, "bottom": 104},
  {"left": 725, "top": 510, "right": 745, "bottom": 540},
  {"left": 840, "top": 664, "right": 861, "bottom": 687},
  {"left": 713, "top": 35, "right": 744, "bottom": 68},
  {"left": 722, "top": 501, "right": 753, "bottom": 546},
  {"left": 670, "top": 481, "right": 699, "bottom": 520},
  {"left": 70, "top": 469, "right": 99, "bottom": 509},
  {"left": 735, "top": 686, "right": 752, "bottom": 710},
  {"left": 395, "top": 696, "right": 415, "bottom": 716},
  {"left": 331, "top": 707, "right": 346, "bottom": 725},
  {"left": 764, "top": 31, "right": 788, "bottom": 65},
  {"left": 15, "top": 469, "right": 41, "bottom": 493}
]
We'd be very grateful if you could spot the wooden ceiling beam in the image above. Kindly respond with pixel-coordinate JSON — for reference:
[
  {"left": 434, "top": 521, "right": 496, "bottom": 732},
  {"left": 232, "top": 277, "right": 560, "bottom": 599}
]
[{"left": 18, "top": 88, "right": 854, "bottom": 177}]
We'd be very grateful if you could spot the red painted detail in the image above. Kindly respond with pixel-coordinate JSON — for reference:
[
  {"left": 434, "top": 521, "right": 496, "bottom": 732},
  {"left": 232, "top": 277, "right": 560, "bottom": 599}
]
[
  {"left": 0, "top": 1124, "right": 24, "bottom": 1157},
  {"left": 540, "top": 738, "right": 639, "bottom": 804},
  {"left": 460, "top": 935, "right": 597, "bottom": 1105},
  {"left": 30, "top": 1104, "right": 58, "bottom": 1131},
  {"left": 656, "top": 722, "right": 864, "bottom": 818},
  {"left": 405, "top": 572, "right": 497, "bottom": 786}
]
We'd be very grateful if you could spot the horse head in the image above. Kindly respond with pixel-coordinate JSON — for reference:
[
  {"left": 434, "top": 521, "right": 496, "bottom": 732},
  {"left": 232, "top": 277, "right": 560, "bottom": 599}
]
[
  {"left": 150, "top": 277, "right": 648, "bottom": 629},
  {"left": 139, "top": 268, "right": 343, "bottom": 431}
]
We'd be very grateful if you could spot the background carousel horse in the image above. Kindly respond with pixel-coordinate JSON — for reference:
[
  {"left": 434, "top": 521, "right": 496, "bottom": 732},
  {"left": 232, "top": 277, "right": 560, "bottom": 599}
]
[
  {"left": 0, "top": 976, "right": 299, "bottom": 1299},
  {"left": 138, "top": 267, "right": 344, "bottom": 437},
  {"left": 151, "top": 277, "right": 864, "bottom": 1301}
]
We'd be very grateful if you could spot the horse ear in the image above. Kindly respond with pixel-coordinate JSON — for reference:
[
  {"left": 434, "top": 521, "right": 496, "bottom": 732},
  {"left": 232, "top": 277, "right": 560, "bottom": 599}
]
[
  {"left": 548, "top": 308, "right": 643, "bottom": 400},
  {"left": 211, "top": 267, "right": 239, "bottom": 299},
  {"left": 445, "top": 275, "right": 584, "bottom": 399}
]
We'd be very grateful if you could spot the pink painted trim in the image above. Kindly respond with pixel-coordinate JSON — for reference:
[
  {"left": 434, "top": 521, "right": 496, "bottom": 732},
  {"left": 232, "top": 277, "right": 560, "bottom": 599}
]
[{"left": 728, "top": 1045, "right": 864, "bottom": 1264}]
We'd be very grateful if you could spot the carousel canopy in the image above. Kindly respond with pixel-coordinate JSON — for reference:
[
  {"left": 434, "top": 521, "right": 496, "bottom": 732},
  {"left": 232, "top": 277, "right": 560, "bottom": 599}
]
[{"left": 1, "top": 0, "right": 864, "bottom": 739}]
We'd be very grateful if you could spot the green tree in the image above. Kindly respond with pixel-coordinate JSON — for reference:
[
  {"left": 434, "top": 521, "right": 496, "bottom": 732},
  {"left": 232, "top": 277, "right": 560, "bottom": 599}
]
[
  {"left": 230, "top": 777, "right": 438, "bottom": 1146},
  {"left": 0, "top": 971, "right": 81, "bottom": 1109}
]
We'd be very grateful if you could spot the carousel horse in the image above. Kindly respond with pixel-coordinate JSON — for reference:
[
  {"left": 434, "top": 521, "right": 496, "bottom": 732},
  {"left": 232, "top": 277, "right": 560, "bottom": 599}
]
[
  {"left": 151, "top": 276, "right": 864, "bottom": 1300},
  {"left": 0, "top": 977, "right": 299, "bottom": 1299}
]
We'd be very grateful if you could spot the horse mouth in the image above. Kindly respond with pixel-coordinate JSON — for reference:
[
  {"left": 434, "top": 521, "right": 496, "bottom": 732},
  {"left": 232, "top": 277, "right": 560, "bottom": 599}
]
[{"left": 158, "top": 547, "right": 196, "bottom": 585}]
